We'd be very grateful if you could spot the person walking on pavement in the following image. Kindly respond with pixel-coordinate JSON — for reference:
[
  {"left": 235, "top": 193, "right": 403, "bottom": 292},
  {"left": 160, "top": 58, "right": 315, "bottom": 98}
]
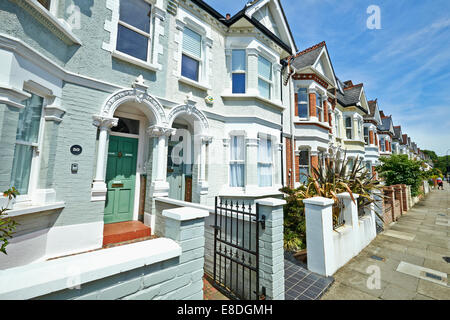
[{"left": 437, "top": 177, "right": 444, "bottom": 190}]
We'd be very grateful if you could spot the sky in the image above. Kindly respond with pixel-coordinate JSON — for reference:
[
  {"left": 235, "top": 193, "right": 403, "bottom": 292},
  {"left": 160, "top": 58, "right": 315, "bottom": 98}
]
[{"left": 205, "top": 0, "right": 450, "bottom": 156}]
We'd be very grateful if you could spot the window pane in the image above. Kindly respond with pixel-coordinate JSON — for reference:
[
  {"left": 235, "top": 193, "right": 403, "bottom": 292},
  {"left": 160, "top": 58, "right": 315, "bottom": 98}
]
[
  {"left": 346, "top": 129, "right": 352, "bottom": 139},
  {"left": 232, "top": 73, "right": 246, "bottom": 94},
  {"left": 183, "top": 28, "right": 202, "bottom": 59},
  {"left": 345, "top": 117, "right": 352, "bottom": 127},
  {"left": 230, "top": 136, "right": 244, "bottom": 161},
  {"left": 258, "top": 138, "right": 272, "bottom": 187},
  {"left": 299, "top": 167, "right": 309, "bottom": 184},
  {"left": 316, "top": 93, "right": 321, "bottom": 107},
  {"left": 258, "top": 79, "right": 271, "bottom": 99},
  {"left": 119, "top": 0, "right": 151, "bottom": 33},
  {"left": 230, "top": 163, "right": 244, "bottom": 187},
  {"left": 111, "top": 117, "right": 140, "bottom": 135},
  {"left": 37, "top": 0, "right": 50, "bottom": 10},
  {"left": 258, "top": 56, "right": 272, "bottom": 80},
  {"left": 116, "top": 24, "right": 148, "bottom": 61},
  {"left": 232, "top": 50, "right": 246, "bottom": 71},
  {"left": 299, "top": 150, "right": 309, "bottom": 165},
  {"left": 181, "top": 54, "right": 199, "bottom": 81},
  {"left": 258, "top": 164, "right": 272, "bottom": 187},
  {"left": 299, "top": 103, "right": 308, "bottom": 118},
  {"left": 16, "top": 94, "right": 43, "bottom": 143},
  {"left": 10, "top": 144, "right": 33, "bottom": 194},
  {"left": 299, "top": 88, "right": 307, "bottom": 103}
]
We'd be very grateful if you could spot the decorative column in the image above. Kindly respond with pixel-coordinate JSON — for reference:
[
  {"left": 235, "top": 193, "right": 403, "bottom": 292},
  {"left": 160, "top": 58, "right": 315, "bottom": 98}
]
[
  {"left": 247, "top": 48, "right": 259, "bottom": 96},
  {"left": 273, "top": 64, "right": 282, "bottom": 104},
  {"left": 245, "top": 136, "right": 259, "bottom": 193},
  {"left": 91, "top": 115, "right": 118, "bottom": 201},
  {"left": 147, "top": 125, "right": 176, "bottom": 197},
  {"left": 198, "top": 135, "right": 212, "bottom": 204}
]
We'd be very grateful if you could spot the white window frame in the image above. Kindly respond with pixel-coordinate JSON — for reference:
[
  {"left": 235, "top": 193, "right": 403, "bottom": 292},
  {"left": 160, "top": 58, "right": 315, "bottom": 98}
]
[
  {"left": 115, "top": 0, "right": 153, "bottom": 64},
  {"left": 11, "top": 90, "right": 47, "bottom": 203},
  {"left": 363, "top": 127, "right": 369, "bottom": 145},
  {"left": 297, "top": 88, "right": 309, "bottom": 119},
  {"left": 345, "top": 116, "right": 353, "bottom": 139},
  {"left": 231, "top": 49, "right": 247, "bottom": 94},
  {"left": 380, "top": 137, "right": 386, "bottom": 152},
  {"left": 298, "top": 149, "right": 310, "bottom": 185},
  {"left": 257, "top": 55, "right": 273, "bottom": 100},
  {"left": 316, "top": 93, "right": 323, "bottom": 122},
  {"left": 257, "top": 134, "right": 274, "bottom": 188},
  {"left": 335, "top": 113, "right": 341, "bottom": 138},
  {"left": 228, "top": 134, "right": 246, "bottom": 188},
  {"left": 181, "top": 26, "right": 203, "bottom": 83}
]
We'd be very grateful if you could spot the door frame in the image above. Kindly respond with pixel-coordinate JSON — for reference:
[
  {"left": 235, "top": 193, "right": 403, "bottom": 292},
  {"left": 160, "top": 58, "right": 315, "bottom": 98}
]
[{"left": 109, "top": 111, "right": 148, "bottom": 222}]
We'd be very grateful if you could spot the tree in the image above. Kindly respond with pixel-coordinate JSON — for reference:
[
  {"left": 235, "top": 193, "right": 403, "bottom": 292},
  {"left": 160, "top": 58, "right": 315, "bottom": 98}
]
[{"left": 376, "top": 155, "right": 424, "bottom": 196}]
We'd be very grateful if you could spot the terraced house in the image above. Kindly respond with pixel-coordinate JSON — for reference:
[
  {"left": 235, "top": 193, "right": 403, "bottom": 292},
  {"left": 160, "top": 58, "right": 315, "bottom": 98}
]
[{"left": 0, "top": 0, "right": 298, "bottom": 270}]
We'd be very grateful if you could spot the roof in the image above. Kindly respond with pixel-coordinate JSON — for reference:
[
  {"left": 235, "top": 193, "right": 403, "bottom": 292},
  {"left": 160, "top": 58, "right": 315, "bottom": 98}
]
[
  {"left": 192, "top": 0, "right": 295, "bottom": 54},
  {"left": 337, "top": 83, "right": 363, "bottom": 106},
  {"left": 378, "top": 116, "right": 393, "bottom": 133},
  {"left": 291, "top": 42, "right": 325, "bottom": 70},
  {"left": 364, "top": 100, "right": 377, "bottom": 119}
]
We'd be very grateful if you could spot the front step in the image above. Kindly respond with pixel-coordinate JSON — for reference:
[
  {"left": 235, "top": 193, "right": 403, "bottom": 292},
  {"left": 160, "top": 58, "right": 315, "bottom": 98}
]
[{"left": 103, "top": 221, "right": 151, "bottom": 246}]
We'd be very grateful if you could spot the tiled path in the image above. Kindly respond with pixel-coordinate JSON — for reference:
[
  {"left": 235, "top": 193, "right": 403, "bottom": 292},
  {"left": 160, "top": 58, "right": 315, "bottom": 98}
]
[
  {"left": 322, "top": 184, "right": 450, "bottom": 300},
  {"left": 203, "top": 275, "right": 230, "bottom": 300},
  {"left": 284, "top": 253, "right": 334, "bottom": 300}
]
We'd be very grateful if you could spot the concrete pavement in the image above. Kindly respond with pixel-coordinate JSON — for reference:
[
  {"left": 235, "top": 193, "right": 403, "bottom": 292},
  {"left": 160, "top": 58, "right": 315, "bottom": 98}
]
[{"left": 322, "top": 183, "right": 450, "bottom": 300}]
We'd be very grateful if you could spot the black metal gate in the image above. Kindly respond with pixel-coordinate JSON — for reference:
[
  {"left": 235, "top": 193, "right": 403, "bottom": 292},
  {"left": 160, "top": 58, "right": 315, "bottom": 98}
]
[{"left": 212, "top": 197, "right": 263, "bottom": 300}]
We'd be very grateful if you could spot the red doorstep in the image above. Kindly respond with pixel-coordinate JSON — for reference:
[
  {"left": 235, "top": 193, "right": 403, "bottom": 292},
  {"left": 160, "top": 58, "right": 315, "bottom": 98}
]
[{"left": 103, "top": 221, "right": 151, "bottom": 246}]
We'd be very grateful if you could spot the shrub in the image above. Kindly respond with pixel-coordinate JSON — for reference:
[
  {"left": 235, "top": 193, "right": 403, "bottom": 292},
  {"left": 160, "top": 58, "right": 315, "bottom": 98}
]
[
  {"left": 1, "top": 187, "right": 19, "bottom": 255},
  {"left": 376, "top": 155, "right": 424, "bottom": 197}
]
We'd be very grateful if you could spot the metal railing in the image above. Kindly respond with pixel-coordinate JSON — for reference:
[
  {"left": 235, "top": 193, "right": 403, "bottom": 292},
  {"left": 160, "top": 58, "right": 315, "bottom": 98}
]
[{"left": 333, "top": 198, "right": 345, "bottom": 229}]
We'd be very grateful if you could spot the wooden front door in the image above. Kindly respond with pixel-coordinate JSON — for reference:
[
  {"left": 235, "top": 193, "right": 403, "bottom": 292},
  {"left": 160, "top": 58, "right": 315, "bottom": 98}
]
[{"left": 104, "top": 135, "right": 138, "bottom": 224}]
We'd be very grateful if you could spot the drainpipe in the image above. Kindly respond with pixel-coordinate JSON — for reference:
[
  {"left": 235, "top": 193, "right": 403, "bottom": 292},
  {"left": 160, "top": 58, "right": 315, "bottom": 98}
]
[{"left": 280, "top": 62, "right": 284, "bottom": 187}]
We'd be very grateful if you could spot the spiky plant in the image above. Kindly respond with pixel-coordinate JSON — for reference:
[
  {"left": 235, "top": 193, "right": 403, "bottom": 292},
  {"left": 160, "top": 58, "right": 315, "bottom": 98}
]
[{"left": 281, "top": 153, "right": 384, "bottom": 252}]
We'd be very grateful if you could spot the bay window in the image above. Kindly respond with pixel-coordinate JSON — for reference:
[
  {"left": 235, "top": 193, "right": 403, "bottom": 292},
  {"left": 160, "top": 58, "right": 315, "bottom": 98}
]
[
  {"left": 299, "top": 150, "right": 309, "bottom": 185},
  {"left": 298, "top": 88, "right": 308, "bottom": 118},
  {"left": 10, "top": 93, "right": 44, "bottom": 195},
  {"left": 380, "top": 137, "right": 386, "bottom": 152},
  {"left": 258, "top": 56, "right": 272, "bottom": 99},
  {"left": 181, "top": 27, "right": 202, "bottom": 82},
  {"left": 232, "top": 50, "right": 246, "bottom": 94},
  {"left": 116, "top": 0, "right": 152, "bottom": 62},
  {"left": 229, "top": 136, "right": 245, "bottom": 187},
  {"left": 257, "top": 137, "right": 273, "bottom": 187},
  {"left": 345, "top": 116, "right": 352, "bottom": 139}
]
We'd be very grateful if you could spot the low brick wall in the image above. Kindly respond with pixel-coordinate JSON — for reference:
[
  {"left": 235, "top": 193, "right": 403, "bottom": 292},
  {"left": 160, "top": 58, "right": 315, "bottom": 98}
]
[{"left": 0, "top": 208, "right": 209, "bottom": 300}]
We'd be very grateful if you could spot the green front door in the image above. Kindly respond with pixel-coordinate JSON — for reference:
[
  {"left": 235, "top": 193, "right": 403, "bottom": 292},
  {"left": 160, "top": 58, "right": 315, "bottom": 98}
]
[{"left": 104, "top": 135, "right": 138, "bottom": 224}]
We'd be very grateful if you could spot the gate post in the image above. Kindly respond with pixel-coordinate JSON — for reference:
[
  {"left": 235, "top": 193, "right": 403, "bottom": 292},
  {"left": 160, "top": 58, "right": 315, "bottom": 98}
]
[{"left": 255, "top": 198, "right": 286, "bottom": 300}]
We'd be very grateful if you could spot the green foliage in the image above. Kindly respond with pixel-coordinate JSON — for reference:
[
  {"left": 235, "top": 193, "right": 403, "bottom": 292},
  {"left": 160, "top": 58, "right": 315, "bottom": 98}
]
[
  {"left": 1, "top": 187, "right": 19, "bottom": 255},
  {"left": 376, "top": 155, "right": 424, "bottom": 197},
  {"left": 280, "top": 153, "right": 383, "bottom": 252}
]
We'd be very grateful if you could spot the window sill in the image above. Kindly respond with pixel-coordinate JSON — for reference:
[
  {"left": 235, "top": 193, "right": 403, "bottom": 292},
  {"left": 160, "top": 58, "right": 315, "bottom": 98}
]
[
  {"left": 178, "top": 76, "right": 211, "bottom": 91},
  {"left": 112, "top": 50, "right": 161, "bottom": 72},
  {"left": 221, "top": 93, "right": 285, "bottom": 110},
  {"left": 4, "top": 201, "right": 65, "bottom": 218},
  {"left": 17, "top": 0, "right": 82, "bottom": 45}
]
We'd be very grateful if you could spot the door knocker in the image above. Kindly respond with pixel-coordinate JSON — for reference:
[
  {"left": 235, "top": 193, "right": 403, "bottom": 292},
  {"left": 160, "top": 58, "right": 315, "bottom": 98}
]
[{"left": 118, "top": 151, "right": 123, "bottom": 158}]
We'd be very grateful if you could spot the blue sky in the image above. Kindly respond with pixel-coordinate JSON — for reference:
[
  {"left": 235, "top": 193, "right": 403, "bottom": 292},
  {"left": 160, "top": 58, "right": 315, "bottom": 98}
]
[{"left": 205, "top": 0, "right": 450, "bottom": 156}]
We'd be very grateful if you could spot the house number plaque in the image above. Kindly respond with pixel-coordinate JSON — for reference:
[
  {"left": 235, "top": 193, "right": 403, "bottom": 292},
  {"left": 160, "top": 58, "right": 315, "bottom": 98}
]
[{"left": 70, "top": 145, "right": 82, "bottom": 155}]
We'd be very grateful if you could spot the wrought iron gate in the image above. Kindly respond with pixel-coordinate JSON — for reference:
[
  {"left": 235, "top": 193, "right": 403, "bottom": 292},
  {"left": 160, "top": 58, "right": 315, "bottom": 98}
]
[{"left": 212, "top": 197, "right": 264, "bottom": 300}]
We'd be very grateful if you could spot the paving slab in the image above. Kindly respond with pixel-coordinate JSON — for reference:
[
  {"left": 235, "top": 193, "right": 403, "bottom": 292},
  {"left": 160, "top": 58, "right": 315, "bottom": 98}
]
[{"left": 321, "top": 185, "right": 450, "bottom": 300}]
